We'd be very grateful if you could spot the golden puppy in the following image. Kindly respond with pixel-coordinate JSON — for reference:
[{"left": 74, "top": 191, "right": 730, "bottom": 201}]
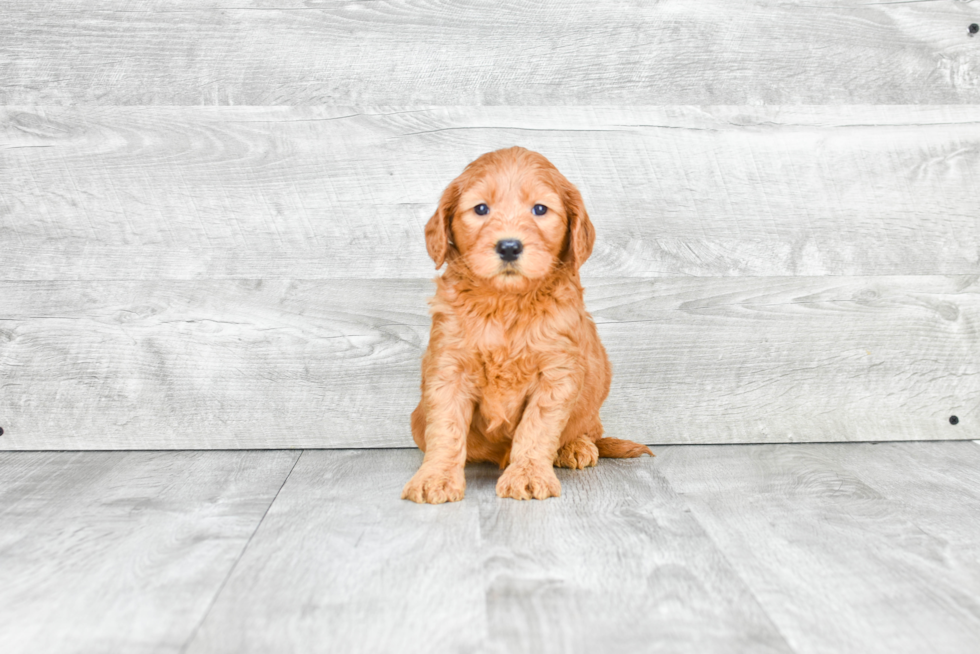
[{"left": 402, "top": 146, "right": 653, "bottom": 504}]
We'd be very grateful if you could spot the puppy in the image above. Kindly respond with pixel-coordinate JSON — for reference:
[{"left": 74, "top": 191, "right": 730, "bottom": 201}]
[{"left": 402, "top": 147, "right": 653, "bottom": 504}]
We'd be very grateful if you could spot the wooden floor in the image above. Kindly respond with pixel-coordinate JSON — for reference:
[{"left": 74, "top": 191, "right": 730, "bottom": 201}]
[{"left": 3, "top": 442, "right": 980, "bottom": 653}]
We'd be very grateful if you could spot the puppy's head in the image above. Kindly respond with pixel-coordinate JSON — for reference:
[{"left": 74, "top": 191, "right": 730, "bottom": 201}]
[{"left": 425, "top": 146, "right": 595, "bottom": 290}]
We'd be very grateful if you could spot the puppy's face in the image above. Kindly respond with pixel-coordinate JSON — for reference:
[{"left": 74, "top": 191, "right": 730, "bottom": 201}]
[
  {"left": 425, "top": 147, "right": 595, "bottom": 290},
  {"left": 453, "top": 160, "right": 567, "bottom": 290}
]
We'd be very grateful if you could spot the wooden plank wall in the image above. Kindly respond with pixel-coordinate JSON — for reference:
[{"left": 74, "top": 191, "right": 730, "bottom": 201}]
[{"left": 1, "top": 1, "right": 978, "bottom": 448}]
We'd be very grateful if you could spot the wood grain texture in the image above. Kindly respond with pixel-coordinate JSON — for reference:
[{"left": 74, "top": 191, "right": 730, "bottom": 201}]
[
  {"left": 183, "top": 449, "right": 489, "bottom": 654},
  {"left": 3, "top": 105, "right": 980, "bottom": 280},
  {"left": 4, "top": 445, "right": 979, "bottom": 653},
  {"left": 184, "top": 449, "right": 792, "bottom": 654},
  {"left": 2, "top": 0, "right": 979, "bottom": 105},
  {"left": 825, "top": 441, "right": 980, "bottom": 557},
  {"left": 467, "top": 458, "right": 791, "bottom": 654},
  {"left": 0, "top": 450, "right": 299, "bottom": 654},
  {"left": 657, "top": 441, "right": 980, "bottom": 654},
  {"left": 1, "top": 275, "right": 975, "bottom": 449}
]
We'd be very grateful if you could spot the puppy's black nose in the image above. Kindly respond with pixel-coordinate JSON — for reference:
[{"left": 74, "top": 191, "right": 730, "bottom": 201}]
[{"left": 495, "top": 239, "right": 523, "bottom": 262}]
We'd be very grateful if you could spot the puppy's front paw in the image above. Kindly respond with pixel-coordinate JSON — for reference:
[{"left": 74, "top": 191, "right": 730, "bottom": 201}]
[
  {"left": 401, "top": 464, "right": 466, "bottom": 504},
  {"left": 496, "top": 464, "right": 561, "bottom": 500}
]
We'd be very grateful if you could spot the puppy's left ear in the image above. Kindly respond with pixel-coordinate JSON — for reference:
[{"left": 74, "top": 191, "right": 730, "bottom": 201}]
[
  {"left": 425, "top": 181, "right": 460, "bottom": 269},
  {"left": 560, "top": 181, "right": 595, "bottom": 271}
]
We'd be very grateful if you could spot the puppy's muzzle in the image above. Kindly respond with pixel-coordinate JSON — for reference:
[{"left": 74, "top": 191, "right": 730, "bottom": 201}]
[{"left": 495, "top": 239, "right": 523, "bottom": 262}]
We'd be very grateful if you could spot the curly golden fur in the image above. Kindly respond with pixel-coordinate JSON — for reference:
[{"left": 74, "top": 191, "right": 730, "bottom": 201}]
[{"left": 402, "top": 147, "right": 653, "bottom": 504}]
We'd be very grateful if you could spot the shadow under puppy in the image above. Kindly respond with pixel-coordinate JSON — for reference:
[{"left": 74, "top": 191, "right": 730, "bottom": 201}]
[{"left": 403, "top": 147, "right": 653, "bottom": 504}]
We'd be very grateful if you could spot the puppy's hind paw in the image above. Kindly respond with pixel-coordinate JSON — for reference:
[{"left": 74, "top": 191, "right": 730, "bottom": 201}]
[
  {"left": 554, "top": 438, "right": 599, "bottom": 469},
  {"left": 401, "top": 465, "right": 466, "bottom": 504}
]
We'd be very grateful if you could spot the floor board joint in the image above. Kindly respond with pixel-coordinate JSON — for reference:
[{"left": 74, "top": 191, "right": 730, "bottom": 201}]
[{"left": 178, "top": 450, "right": 304, "bottom": 654}]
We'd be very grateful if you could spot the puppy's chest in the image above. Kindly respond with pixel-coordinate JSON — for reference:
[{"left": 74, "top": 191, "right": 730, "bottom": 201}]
[{"left": 470, "top": 324, "right": 539, "bottom": 432}]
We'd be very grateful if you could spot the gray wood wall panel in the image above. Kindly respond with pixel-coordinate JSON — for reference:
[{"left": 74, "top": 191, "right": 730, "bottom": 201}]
[
  {"left": 3, "top": 1, "right": 979, "bottom": 105},
  {"left": 1, "top": 276, "right": 975, "bottom": 449},
  {"left": 0, "top": 450, "right": 299, "bottom": 654},
  {"left": 4, "top": 106, "right": 979, "bottom": 280},
  {"left": 3, "top": 3, "right": 977, "bottom": 449}
]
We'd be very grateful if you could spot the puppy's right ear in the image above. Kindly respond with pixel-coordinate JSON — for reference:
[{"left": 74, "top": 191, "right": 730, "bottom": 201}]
[{"left": 425, "top": 181, "right": 460, "bottom": 269}]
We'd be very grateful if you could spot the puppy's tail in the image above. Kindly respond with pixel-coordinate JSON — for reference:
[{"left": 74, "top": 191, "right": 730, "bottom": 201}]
[{"left": 595, "top": 437, "right": 654, "bottom": 459}]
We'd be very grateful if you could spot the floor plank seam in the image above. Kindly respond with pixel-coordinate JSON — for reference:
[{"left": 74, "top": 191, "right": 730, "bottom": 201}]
[
  {"left": 659, "top": 465, "right": 800, "bottom": 654},
  {"left": 177, "top": 449, "right": 304, "bottom": 654}
]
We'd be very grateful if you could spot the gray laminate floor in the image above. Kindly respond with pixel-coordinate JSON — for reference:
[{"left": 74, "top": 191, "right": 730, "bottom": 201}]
[{"left": 2, "top": 442, "right": 979, "bottom": 654}]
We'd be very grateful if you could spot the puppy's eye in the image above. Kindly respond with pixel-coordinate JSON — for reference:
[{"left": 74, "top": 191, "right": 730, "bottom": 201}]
[
  {"left": 474, "top": 203, "right": 489, "bottom": 216},
  {"left": 532, "top": 204, "right": 548, "bottom": 216}
]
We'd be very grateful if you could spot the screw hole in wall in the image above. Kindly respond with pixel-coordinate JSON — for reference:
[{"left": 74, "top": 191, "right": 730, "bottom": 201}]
[
  {"left": 949, "top": 416, "right": 959, "bottom": 425},
  {"left": 0, "top": 427, "right": 4, "bottom": 436},
  {"left": 970, "top": 23, "right": 979, "bottom": 35}
]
